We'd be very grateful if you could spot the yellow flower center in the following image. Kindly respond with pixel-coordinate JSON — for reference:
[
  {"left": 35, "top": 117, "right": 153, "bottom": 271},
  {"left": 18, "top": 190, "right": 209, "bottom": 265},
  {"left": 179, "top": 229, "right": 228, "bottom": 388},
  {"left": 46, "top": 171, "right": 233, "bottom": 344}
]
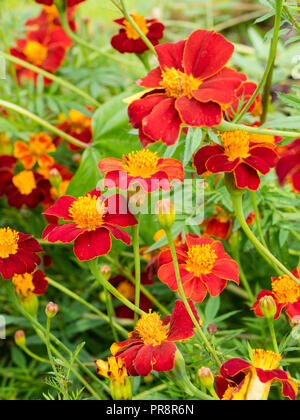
[
  {"left": 69, "top": 194, "right": 106, "bottom": 230},
  {"left": 12, "top": 171, "right": 37, "bottom": 195},
  {"left": 248, "top": 132, "right": 275, "bottom": 145},
  {"left": 124, "top": 149, "right": 159, "bottom": 178},
  {"left": 124, "top": 14, "right": 149, "bottom": 40},
  {"left": 136, "top": 311, "right": 168, "bottom": 346},
  {"left": 160, "top": 67, "right": 202, "bottom": 99},
  {"left": 0, "top": 227, "right": 19, "bottom": 259},
  {"left": 117, "top": 281, "right": 135, "bottom": 301},
  {"left": 29, "top": 133, "right": 56, "bottom": 156},
  {"left": 24, "top": 41, "right": 48, "bottom": 66},
  {"left": 12, "top": 272, "right": 35, "bottom": 298},
  {"left": 252, "top": 349, "right": 281, "bottom": 370},
  {"left": 221, "top": 130, "right": 251, "bottom": 161},
  {"left": 185, "top": 244, "right": 217, "bottom": 276},
  {"left": 68, "top": 110, "right": 91, "bottom": 134},
  {"left": 272, "top": 275, "right": 300, "bottom": 304}
]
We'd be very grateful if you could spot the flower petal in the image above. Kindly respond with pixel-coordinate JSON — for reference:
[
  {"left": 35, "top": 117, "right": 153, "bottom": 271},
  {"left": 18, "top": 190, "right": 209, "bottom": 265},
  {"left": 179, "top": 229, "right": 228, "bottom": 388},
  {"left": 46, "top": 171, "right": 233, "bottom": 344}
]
[
  {"left": 167, "top": 300, "right": 199, "bottom": 341},
  {"left": 73, "top": 228, "right": 111, "bottom": 261},
  {"left": 176, "top": 96, "right": 222, "bottom": 127}
]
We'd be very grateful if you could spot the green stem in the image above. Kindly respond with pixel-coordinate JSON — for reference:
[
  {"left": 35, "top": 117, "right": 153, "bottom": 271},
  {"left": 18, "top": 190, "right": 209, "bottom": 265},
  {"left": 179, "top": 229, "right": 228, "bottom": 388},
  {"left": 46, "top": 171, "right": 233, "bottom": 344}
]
[
  {"left": 260, "top": 58, "right": 275, "bottom": 125},
  {"left": 97, "top": 272, "right": 119, "bottom": 342},
  {"left": 88, "top": 259, "right": 145, "bottom": 317},
  {"left": 267, "top": 318, "right": 279, "bottom": 353},
  {"left": 283, "top": 5, "right": 300, "bottom": 33},
  {"left": 230, "top": 188, "right": 300, "bottom": 286},
  {"left": 0, "top": 51, "right": 101, "bottom": 107},
  {"left": 216, "top": 120, "right": 299, "bottom": 139},
  {"left": 164, "top": 228, "right": 222, "bottom": 368},
  {"left": 234, "top": 0, "right": 283, "bottom": 123},
  {"left": 291, "top": 230, "right": 300, "bottom": 243},
  {"left": 249, "top": 190, "right": 268, "bottom": 248},
  {"left": 60, "top": 10, "right": 141, "bottom": 69},
  {"left": 132, "top": 215, "right": 141, "bottom": 325},
  {"left": 20, "top": 345, "right": 51, "bottom": 365},
  {"left": 46, "top": 276, "right": 128, "bottom": 338},
  {"left": 119, "top": 0, "right": 157, "bottom": 56},
  {"left": 0, "top": 99, "right": 89, "bottom": 150}
]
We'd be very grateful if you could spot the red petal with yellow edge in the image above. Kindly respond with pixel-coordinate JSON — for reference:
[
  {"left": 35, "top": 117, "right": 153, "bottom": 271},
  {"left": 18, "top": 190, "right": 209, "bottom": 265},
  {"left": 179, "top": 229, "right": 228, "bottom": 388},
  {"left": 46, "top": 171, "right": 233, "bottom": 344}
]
[
  {"left": 150, "top": 341, "right": 177, "bottom": 372},
  {"left": 44, "top": 223, "right": 86, "bottom": 244},
  {"left": 73, "top": 228, "right": 111, "bottom": 261},
  {"left": 276, "top": 153, "right": 300, "bottom": 185},
  {"left": 192, "top": 68, "right": 246, "bottom": 105},
  {"left": 285, "top": 301, "right": 300, "bottom": 320},
  {"left": 158, "top": 261, "right": 193, "bottom": 291},
  {"left": 256, "top": 368, "right": 287, "bottom": 383},
  {"left": 176, "top": 96, "right": 222, "bottom": 127},
  {"left": 104, "top": 194, "right": 137, "bottom": 227},
  {"left": 103, "top": 224, "right": 131, "bottom": 246},
  {"left": 220, "top": 358, "right": 251, "bottom": 379},
  {"left": 133, "top": 344, "right": 155, "bottom": 376},
  {"left": 167, "top": 300, "right": 199, "bottom": 341},
  {"left": 201, "top": 273, "right": 227, "bottom": 296},
  {"left": 157, "top": 158, "right": 185, "bottom": 182},
  {"left": 155, "top": 40, "right": 185, "bottom": 72},
  {"left": 234, "top": 163, "right": 261, "bottom": 190},
  {"left": 142, "top": 98, "right": 182, "bottom": 145},
  {"left": 43, "top": 195, "right": 76, "bottom": 220},
  {"left": 281, "top": 379, "right": 298, "bottom": 400},
  {"left": 193, "top": 145, "right": 224, "bottom": 175},
  {"left": 183, "top": 30, "right": 234, "bottom": 80},
  {"left": 185, "top": 233, "right": 214, "bottom": 248},
  {"left": 128, "top": 93, "right": 166, "bottom": 128},
  {"left": 137, "top": 67, "right": 163, "bottom": 88},
  {"left": 111, "top": 339, "right": 142, "bottom": 356}
]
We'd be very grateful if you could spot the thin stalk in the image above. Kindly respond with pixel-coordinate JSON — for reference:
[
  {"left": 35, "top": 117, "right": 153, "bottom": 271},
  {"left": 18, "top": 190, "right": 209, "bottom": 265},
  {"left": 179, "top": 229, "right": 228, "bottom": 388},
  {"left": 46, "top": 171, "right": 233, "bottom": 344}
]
[
  {"left": 164, "top": 227, "right": 222, "bottom": 368},
  {"left": 0, "top": 99, "right": 89, "bottom": 150},
  {"left": 291, "top": 230, "right": 300, "bottom": 242},
  {"left": 249, "top": 190, "right": 268, "bottom": 248},
  {"left": 97, "top": 272, "right": 119, "bottom": 342},
  {"left": 216, "top": 120, "right": 299, "bottom": 139},
  {"left": 283, "top": 5, "right": 300, "bottom": 33},
  {"left": 119, "top": 0, "right": 157, "bottom": 56},
  {"left": 267, "top": 318, "right": 279, "bottom": 353},
  {"left": 230, "top": 190, "right": 300, "bottom": 286},
  {"left": 20, "top": 345, "right": 51, "bottom": 365},
  {"left": 60, "top": 10, "right": 141, "bottom": 69},
  {"left": 0, "top": 51, "right": 101, "bottom": 107},
  {"left": 88, "top": 259, "right": 145, "bottom": 317},
  {"left": 234, "top": 0, "right": 283, "bottom": 123},
  {"left": 132, "top": 215, "right": 141, "bottom": 325},
  {"left": 260, "top": 58, "right": 275, "bottom": 125},
  {"left": 46, "top": 276, "right": 128, "bottom": 338}
]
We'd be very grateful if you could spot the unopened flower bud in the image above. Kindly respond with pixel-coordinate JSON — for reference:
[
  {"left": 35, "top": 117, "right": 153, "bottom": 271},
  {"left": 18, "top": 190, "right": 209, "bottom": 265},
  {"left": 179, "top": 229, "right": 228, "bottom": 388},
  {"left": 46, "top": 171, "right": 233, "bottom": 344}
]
[
  {"left": 46, "top": 302, "right": 59, "bottom": 319},
  {"left": 72, "top": 153, "right": 82, "bottom": 165},
  {"left": 198, "top": 367, "right": 215, "bottom": 389},
  {"left": 20, "top": 294, "right": 39, "bottom": 317},
  {"left": 99, "top": 290, "right": 107, "bottom": 303},
  {"left": 15, "top": 330, "right": 26, "bottom": 348},
  {"left": 259, "top": 295, "right": 277, "bottom": 319},
  {"left": 49, "top": 168, "right": 62, "bottom": 190},
  {"left": 207, "top": 323, "right": 218, "bottom": 334},
  {"left": 156, "top": 199, "right": 175, "bottom": 229},
  {"left": 100, "top": 265, "right": 111, "bottom": 281}
]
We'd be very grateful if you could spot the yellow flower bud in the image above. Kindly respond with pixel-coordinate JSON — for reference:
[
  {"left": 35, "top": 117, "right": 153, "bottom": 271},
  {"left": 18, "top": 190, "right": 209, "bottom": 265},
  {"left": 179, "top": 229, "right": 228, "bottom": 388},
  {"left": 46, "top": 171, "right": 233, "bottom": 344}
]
[
  {"left": 14, "top": 330, "right": 26, "bottom": 348},
  {"left": 259, "top": 295, "right": 277, "bottom": 319},
  {"left": 156, "top": 199, "right": 175, "bottom": 229},
  {"left": 198, "top": 366, "right": 214, "bottom": 389}
]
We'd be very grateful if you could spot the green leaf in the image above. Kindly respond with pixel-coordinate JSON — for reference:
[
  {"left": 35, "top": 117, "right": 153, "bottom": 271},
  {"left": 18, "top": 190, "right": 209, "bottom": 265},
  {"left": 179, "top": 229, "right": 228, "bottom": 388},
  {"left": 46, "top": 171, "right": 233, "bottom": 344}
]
[
  {"left": 204, "top": 296, "right": 220, "bottom": 323},
  {"left": 183, "top": 128, "right": 202, "bottom": 167},
  {"left": 66, "top": 146, "right": 102, "bottom": 197}
]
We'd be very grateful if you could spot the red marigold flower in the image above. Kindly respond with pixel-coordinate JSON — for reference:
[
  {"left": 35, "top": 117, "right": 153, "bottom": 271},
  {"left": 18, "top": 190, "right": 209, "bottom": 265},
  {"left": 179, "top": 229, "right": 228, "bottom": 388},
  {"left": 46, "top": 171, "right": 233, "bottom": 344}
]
[
  {"left": 225, "top": 81, "right": 262, "bottom": 120},
  {"left": 111, "top": 14, "right": 165, "bottom": 55},
  {"left": 14, "top": 133, "right": 56, "bottom": 170},
  {"left": 0, "top": 227, "right": 43, "bottom": 280},
  {"left": 34, "top": 0, "right": 85, "bottom": 7},
  {"left": 10, "top": 25, "right": 72, "bottom": 86},
  {"left": 27, "top": 4, "right": 76, "bottom": 32},
  {"left": 12, "top": 269, "right": 48, "bottom": 298},
  {"left": 54, "top": 109, "right": 92, "bottom": 151},
  {"left": 110, "top": 300, "right": 199, "bottom": 376},
  {"left": 215, "top": 349, "right": 298, "bottom": 400},
  {"left": 201, "top": 206, "right": 233, "bottom": 240},
  {"left": 276, "top": 138, "right": 300, "bottom": 194},
  {"left": 128, "top": 30, "right": 247, "bottom": 146},
  {"left": 99, "top": 149, "right": 184, "bottom": 192},
  {"left": 157, "top": 234, "right": 239, "bottom": 302},
  {"left": 1, "top": 170, "right": 51, "bottom": 210},
  {"left": 193, "top": 129, "right": 279, "bottom": 191},
  {"left": 251, "top": 268, "right": 300, "bottom": 321},
  {"left": 42, "top": 189, "right": 137, "bottom": 261},
  {"left": 110, "top": 271, "right": 153, "bottom": 320}
]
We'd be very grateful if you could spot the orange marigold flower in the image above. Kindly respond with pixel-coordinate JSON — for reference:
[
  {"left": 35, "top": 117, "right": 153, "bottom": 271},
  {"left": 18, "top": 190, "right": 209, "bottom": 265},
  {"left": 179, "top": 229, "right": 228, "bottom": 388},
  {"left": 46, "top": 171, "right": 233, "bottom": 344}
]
[
  {"left": 158, "top": 234, "right": 239, "bottom": 302},
  {"left": 55, "top": 109, "right": 92, "bottom": 151},
  {"left": 215, "top": 349, "right": 298, "bottom": 400},
  {"left": 12, "top": 269, "right": 48, "bottom": 299},
  {"left": 14, "top": 133, "right": 56, "bottom": 170},
  {"left": 111, "top": 13, "right": 165, "bottom": 54},
  {"left": 99, "top": 149, "right": 184, "bottom": 192},
  {"left": 251, "top": 268, "right": 300, "bottom": 321},
  {"left": 110, "top": 300, "right": 200, "bottom": 376},
  {"left": 0, "top": 227, "right": 43, "bottom": 280}
]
